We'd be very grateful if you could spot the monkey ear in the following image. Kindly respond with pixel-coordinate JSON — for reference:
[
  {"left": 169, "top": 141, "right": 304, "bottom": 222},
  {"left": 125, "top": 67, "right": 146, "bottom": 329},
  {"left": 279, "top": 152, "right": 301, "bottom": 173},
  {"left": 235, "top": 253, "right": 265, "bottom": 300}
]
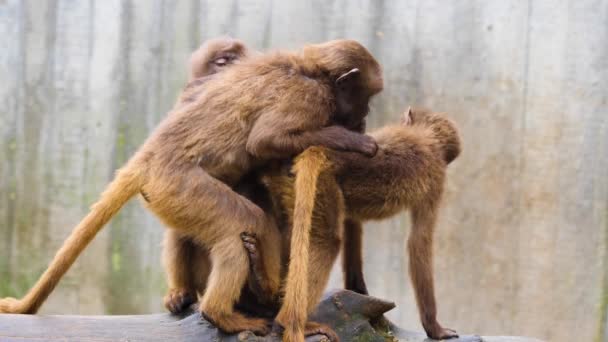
[
  {"left": 401, "top": 107, "right": 412, "bottom": 125},
  {"left": 336, "top": 68, "right": 360, "bottom": 89}
]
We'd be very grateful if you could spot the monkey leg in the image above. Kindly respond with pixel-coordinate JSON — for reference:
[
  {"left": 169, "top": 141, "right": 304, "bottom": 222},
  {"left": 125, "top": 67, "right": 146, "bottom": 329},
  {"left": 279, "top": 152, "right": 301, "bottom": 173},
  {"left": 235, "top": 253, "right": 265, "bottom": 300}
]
[
  {"left": 200, "top": 235, "right": 270, "bottom": 334},
  {"left": 341, "top": 219, "right": 368, "bottom": 295},
  {"left": 145, "top": 166, "right": 274, "bottom": 335},
  {"left": 162, "top": 231, "right": 201, "bottom": 314},
  {"left": 409, "top": 202, "right": 458, "bottom": 340},
  {"left": 162, "top": 231, "right": 213, "bottom": 314}
]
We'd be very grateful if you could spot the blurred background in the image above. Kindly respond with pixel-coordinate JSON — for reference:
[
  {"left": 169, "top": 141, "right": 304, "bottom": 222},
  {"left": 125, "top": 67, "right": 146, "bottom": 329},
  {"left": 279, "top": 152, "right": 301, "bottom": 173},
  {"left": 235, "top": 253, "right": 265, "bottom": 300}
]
[{"left": 0, "top": 1, "right": 606, "bottom": 341}]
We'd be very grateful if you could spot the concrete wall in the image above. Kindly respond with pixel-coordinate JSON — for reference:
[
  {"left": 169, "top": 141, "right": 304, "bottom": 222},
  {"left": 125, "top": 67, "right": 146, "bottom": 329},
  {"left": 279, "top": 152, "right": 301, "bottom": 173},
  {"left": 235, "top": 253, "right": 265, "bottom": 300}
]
[{"left": 0, "top": 1, "right": 606, "bottom": 341}]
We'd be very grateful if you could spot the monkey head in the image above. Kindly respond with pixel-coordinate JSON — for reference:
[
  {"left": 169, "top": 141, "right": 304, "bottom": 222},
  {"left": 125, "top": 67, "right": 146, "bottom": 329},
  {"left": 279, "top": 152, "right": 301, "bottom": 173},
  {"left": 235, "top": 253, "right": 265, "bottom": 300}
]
[
  {"left": 403, "top": 107, "right": 462, "bottom": 164},
  {"left": 302, "top": 40, "right": 384, "bottom": 128},
  {"left": 189, "top": 37, "right": 251, "bottom": 81}
]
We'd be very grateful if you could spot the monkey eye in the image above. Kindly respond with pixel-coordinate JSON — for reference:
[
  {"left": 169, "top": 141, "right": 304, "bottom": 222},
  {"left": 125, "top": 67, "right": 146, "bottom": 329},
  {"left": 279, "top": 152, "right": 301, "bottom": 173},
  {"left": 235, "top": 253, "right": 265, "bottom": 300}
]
[{"left": 214, "top": 57, "right": 228, "bottom": 66}]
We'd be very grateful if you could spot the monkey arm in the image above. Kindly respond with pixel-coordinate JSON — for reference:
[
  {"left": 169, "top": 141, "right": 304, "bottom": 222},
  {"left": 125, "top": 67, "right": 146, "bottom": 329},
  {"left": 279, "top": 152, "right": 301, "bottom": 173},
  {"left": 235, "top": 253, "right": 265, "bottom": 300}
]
[{"left": 247, "top": 121, "right": 378, "bottom": 159}]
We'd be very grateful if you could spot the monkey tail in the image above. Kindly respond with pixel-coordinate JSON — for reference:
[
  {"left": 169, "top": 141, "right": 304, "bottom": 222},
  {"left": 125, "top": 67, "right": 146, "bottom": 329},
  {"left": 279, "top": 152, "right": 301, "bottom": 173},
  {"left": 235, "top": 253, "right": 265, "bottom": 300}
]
[
  {"left": 0, "top": 164, "right": 141, "bottom": 314},
  {"left": 275, "top": 147, "right": 331, "bottom": 341}
]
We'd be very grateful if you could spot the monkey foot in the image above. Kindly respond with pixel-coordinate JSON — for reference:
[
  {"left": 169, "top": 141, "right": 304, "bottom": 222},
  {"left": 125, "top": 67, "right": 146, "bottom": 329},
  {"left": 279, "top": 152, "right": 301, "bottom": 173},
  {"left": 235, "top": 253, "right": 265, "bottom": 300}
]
[
  {"left": 201, "top": 310, "right": 270, "bottom": 335},
  {"left": 304, "top": 321, "right": 339, "bottom": 342},
  {"left": 164, "top": 289, "right": 196, "bottom": 314},
  {"left": 425, "top": 322, "right": 458, "bottom": 340},
  {"left": 240, "top": 231, "right": 261, "bottom": 265},
  {"left": 240, "top": 231, "right": 276, "bottom": 305}
]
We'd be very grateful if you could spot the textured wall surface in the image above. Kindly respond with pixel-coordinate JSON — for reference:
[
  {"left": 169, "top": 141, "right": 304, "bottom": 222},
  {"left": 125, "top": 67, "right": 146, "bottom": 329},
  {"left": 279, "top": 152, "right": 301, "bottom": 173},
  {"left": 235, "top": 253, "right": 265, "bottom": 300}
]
[{"left": 0, "top": 1, "right": 606, "bottom": 342}]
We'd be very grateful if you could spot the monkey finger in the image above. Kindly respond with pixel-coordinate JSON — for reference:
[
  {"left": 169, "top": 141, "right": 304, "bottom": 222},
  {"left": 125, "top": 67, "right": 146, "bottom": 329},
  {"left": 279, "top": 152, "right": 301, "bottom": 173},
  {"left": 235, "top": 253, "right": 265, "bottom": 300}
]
[{"left": 361, "top": 138, "right": 378, "bottom": 157}]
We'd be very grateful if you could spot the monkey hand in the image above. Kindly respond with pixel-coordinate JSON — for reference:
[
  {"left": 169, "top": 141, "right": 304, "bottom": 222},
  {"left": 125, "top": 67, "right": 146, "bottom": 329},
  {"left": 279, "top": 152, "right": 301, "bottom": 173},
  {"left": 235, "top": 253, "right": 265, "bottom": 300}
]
[
  {"left": 0, "top": 297, "right": 24, "bottom": 314},
  {"left": 356, "top": 134, "right": 378, "bottom": 157}
]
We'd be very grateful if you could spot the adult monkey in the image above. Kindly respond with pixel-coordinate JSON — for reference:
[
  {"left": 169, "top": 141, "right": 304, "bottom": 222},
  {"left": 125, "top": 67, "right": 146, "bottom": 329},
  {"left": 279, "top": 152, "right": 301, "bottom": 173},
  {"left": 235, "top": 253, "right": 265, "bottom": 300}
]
[
  {"left": 246, "top": 108, "right": 462, "bottom": 341},
  {"left": 162, "top": 37, "right": 374, "bottom": 321},
  {"left": 0, "top": 39, "right": 383, "bottom": 336},
  {"left": 164, "top": 40, "right": 458, "bottom": 341}
]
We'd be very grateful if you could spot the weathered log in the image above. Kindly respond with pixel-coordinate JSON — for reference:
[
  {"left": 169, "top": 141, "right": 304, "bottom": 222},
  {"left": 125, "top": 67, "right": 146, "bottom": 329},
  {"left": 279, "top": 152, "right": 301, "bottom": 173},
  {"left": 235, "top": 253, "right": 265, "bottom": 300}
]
[{"left": 0, "top": 290, "right": 543, "bottom": 342}]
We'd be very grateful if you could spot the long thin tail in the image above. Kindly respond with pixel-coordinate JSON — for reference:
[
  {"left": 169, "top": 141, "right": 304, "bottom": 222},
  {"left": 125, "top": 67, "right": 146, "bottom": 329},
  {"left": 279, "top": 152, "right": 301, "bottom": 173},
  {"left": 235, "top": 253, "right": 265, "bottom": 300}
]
[
  {"left": 2, "top": 165, "right": 141, "bottom": 314},
  {"left": 275, "top": 147, "right": 331, "bottom": 342}
]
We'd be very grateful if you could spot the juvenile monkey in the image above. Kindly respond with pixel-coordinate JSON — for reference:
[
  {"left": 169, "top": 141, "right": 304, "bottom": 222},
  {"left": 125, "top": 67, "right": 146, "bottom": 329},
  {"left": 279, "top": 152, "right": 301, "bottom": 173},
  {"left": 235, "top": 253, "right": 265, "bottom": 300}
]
[
  {"left": 250, "top": 108, "right": 461, "bottom": 341},
  {"left": 175, "top": 37, "right": 252, "bottom": 108},
  {"left": 0, "top": 40, "right": 383, "bottom": 336}
]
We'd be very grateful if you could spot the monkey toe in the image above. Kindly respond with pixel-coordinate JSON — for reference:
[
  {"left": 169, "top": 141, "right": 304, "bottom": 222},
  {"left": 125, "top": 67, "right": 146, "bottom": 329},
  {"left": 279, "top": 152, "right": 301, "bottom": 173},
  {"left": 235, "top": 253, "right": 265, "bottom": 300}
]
[
  {"left": 164, "top": 289, "right": 196, "bottom": 314},
  {"left": 240, "top": 231, "right": 258, "bottom": 243},
  {"left": 305, "top": 321, "right": 339, "bottom": 342},
  {"left": 240, "top": 232, "right": 260, "bottom": 257}
]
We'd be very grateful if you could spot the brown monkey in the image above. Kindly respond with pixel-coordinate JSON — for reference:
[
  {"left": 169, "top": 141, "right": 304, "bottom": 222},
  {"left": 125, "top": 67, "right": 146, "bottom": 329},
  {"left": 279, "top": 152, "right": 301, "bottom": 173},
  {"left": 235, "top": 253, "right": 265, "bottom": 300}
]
[
  {"left": 170, "top": 38, "right": 457, "bottom": 341},
  {"left": 175, "top": 37, "right": 253, "bottom": 108},
  {"left": 164, "top": 38, "right": 349, "bottom": 341},
  {"left": 247, "top": 108, "right": 461, "bottom": 341},
  {"left": 0, "top": 40, "right": 383, "bottom": 336},
  {"left": 188, "top": 37, "right": 251, "bottom": 81},
  {"left": 163, "top": 37, "right": 254, "bottom": 315}
]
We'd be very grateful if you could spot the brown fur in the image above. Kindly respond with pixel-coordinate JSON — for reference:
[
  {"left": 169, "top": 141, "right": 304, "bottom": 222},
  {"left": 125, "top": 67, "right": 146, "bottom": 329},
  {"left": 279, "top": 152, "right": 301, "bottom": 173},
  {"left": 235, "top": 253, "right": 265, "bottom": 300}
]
[
  {"left": 0, "top": 39, "right": 383, "bottom": 337},
  {"left": 163, "top": 37, "right": 255, "bottom": 315},
  {"left": 252, "top": 108, "right": 462, "bottom": 341},
  {"left": 175, "top": 37, "right": 253, "bottom": 108},
  {"left": 163, "top": 39, "right": 373, "bottom": 342}
]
